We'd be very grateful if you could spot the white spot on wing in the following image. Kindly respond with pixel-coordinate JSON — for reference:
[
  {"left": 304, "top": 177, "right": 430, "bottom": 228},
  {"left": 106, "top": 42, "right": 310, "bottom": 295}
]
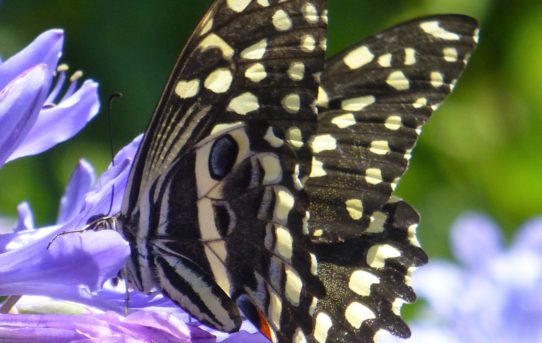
[
  {"left": 282, "top": 93, "right": 301, "bottom": 113},
  {"left": 408, "top": 223, "right": 421, "bottom": 247},
  {"left": 431, "top": 71, "right": 445, "bottom": 88},
  {"left": 285, "top": 265, "right": 303, "bottom": 306},
  {"left": 267, "top": 286, "right": 282, "bottom": 329},
  {"left": 274, "top": 188, "right": 295, "bottom": 223},
  {"left": 345, "top": 302, "right": 376, "bottom": 329},
  {"left": 200, "top": 18, "right": 213, "bottom": 36},
  {"left": 261, "top": 154, "right": 282, "bottom": 185},
  {"left": 313, "top": 312, "right": 333, "bottom": 343},
  {"left": 345, "top": 199, "right": 363, "bottom": 220},
  {"left": 241, "top": 39, "right": 268, "bottom": 60},
  {"left": 301, "top": 35, "right": 316, "bottom": 52},
  {"left": 273, "top": 9, "right": 293, "bottom": 31},
  {"left": 420, "top": 21, "right": 461, "bottom": 40},
  {"left": 385, "top": 115, "right": 402, "bottom": 130},
  {"left": 386, "top": 71, "right": 410, "bottom": 90},
  {"left": 341, "top": 96, "right": 375, "bottom": 111},
  {"left": 199, "top": 34, "right": 234, "bottom": 60},
  {"left": 366, "top": 211, "right": 387, "bottom": 234},
  {"left": 331, "top": 113, "right": 356, "bottom": 128},
  {"left": 413, "top": 97, "right": 427, "bottom": 108},
  {"left": 310, "top": 134, "right": 337, "bottom": 153},
  {"left": 367, "top": 244, "right": 401, "bottom": 269},
  {"left": 404, "top": 48, "right": 416, "bottom": 65},
  {"left": 302, "top": 3, "right": 319, "bottom": 24},
  {"left": 377, "top": 53, "right": 392, "bottom": 67},
  {"left": 288, "top": 62, "right": 305, "bottom": 81},
  {"left": 370, "top": 140, "right": 391, "bottom": 155},
  {"left": 227, "top": 0, "right": 252, "bottom": 12},
  {"left": 286, "top": 127, "right": 303, "bottom": 148},
  {"left": 175, "top": 79, "right": 200, "bottom": 98},
  {"left": 349, "top": 270, "right": 380, "bottom": 296},
  {"left": 275, "top": 225, "right": 293, "bottom": 260},
  {"left": 310, "top": 157, "right": 326, "bottom": 177},
  {"left": 343, "top": 45, "right": 374, "bottom": 70},
  {"left": 204, "top": 68, "right": 233, "bottom": 93},
  {"left": 365, "top": 168, "right": 383, "bottom": 185},
  {"left": 245, "top": 63, "right": 267, "bottom": 82},
  {"left": 264, "top": 126, "right": 284, "bottom": 148},
  {"left": 316, "top": 86, "right": 329, "bottom": 108},
  {"left": 294, "top": 328, "right": 307, "bottom": 343},
  {"left": 443, "top": 47, "right": 458, "bottom": 62},
  {"left": 227, "top": 92, "right": 259, "bottom": 115}
]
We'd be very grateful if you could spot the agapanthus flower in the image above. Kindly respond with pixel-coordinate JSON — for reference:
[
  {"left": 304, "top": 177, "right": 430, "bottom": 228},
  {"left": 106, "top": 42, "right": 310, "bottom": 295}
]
[
  {"left": 382, "top": 213, "right": 542, "bottom": 342},
  {"left": 1, "top": 135, "right": 267, "bottom": 341},
  {"left": 0, "top": 29, "right": 99, "bottom": 168},
  {"left": 0, "top": 28, "right": 267, "bottom": 342}
]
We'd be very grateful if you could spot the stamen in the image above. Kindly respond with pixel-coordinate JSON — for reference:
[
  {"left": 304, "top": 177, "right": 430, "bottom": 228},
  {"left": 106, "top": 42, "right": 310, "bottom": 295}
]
[
  {"left": 62, "top": 70, "right": 84, "bottom": 101},
  {"left": 45, "top": 69, "right": 66, "bottom": 105},
  {"left": 57, "top": 63, "right": 69, "bottom": 72},
  {"left": 70, "top": 70, "right": 83, "bottom": 82}
]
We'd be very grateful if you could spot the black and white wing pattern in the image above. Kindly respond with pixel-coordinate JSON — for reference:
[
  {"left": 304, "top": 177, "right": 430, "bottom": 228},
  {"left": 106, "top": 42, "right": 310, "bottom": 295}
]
[
  {"left": 307, "top": 15, "right": 479, "bottom": 243},
  {"left": 118, "top": 0, "right": 328, "bottom": 342},
  {"left": 114, "top": 1, "right": 478, "bottom": 342},
  {"left": 306, "top": 15, "right": 478, "bottom": 342}
]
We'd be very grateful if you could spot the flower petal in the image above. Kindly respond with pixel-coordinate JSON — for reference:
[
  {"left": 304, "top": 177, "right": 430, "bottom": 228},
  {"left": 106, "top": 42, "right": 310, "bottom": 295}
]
[
  {"left": 0, "top": 229, "right": 128, "bottom": 297},
  {"left": 513, "top": 217, "right": 542, "bottom": 252},
  {"left": 0, "top": 64, "right": 51, "bottom": 167},
  {"left": 451, "top": 212, "right": 503, "bottom": 269},
  {"left": 0, "top": 29, "right": 63, "bottom": 90},
  {"left": 413, "top": 261, "right": 465, "bottom": 317},
  {"left": 6, "top": 80, "right": 99, "bottom": 162},
  {"left": 57, "top": 160, "right": 96, "bottom": 224},
  {"left": 0, "top": 311, "right": 205, "bottom": 342}
]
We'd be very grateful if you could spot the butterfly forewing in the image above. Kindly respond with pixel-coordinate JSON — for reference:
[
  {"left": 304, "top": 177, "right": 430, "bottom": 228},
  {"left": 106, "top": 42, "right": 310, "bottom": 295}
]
[
  {"left": 119, "top": 0, "right": 329, "bottom": 340},
  {"left": 307, "top": 15, "right": 479, "bottom": 242}
]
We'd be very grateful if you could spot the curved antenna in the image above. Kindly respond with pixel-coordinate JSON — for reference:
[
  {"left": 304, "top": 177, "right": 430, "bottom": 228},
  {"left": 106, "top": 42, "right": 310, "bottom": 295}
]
[{"left": 106, "top": 92, "right": 123, "bottom": 216}]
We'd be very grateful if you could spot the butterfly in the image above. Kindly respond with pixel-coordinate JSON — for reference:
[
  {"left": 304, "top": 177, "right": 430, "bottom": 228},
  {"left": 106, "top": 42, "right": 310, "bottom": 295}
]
[{"left": 114, "top": 1, "right": 478, "bottom": 342}]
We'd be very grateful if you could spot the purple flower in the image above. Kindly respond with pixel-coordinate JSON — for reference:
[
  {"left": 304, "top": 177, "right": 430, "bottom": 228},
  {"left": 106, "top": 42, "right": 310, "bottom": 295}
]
[
  {"left": 1, "top": 135, "right": 267, "bottom": 342},
  {"left": 0, "top": 310, "right": 214, "bottom": 342},
  {"left": 382, "top": 213, "right": 542, "bottom": 343},
  {"left": 0, "top": 29, "right": 99, "bottom": 168}
]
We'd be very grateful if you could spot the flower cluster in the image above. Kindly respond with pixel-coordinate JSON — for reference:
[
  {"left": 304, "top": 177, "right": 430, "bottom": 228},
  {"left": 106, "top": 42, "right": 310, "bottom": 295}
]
[
  {"left": 380, "top": 213, "right": 542, "bottom": 343},
  {"left": 0, "top": 29, "right": 267, "bottom": 342}
]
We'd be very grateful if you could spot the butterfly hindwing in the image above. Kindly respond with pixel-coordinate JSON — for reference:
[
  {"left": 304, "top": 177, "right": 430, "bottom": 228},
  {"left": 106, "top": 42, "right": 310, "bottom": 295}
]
[
  {"left": 307, "top": 15, "right": 479, "bottom": 242},
  {"left": 313, "top": 198, "right": 428, "bottom": 342},
  {"left": 118, "top": 0, "right": 329, "bottom": 339}
]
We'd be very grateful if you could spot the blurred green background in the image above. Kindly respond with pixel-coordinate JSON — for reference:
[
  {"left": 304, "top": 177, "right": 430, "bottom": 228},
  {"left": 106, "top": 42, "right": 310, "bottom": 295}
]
[{"left": 0, "top": 0, "right": 540, "bottom": 261}]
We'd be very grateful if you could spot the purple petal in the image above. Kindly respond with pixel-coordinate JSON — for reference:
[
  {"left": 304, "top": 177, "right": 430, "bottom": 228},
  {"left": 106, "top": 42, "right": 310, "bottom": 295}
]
[
  {"left": 16, "top": 202, "right": 34, "bottom": 231},
  {"left": 0, "top": 229, "right": 128, "bottom": 297},
  {"left": 0, "top": 29, "right": 63, "bottom": 90},
  {"left": 57, "top": 160, "right": 96, "bottom": 224},
  {"left": 513, "top": 217, "right": 542, "bottom": 252},
  {"left": 0, "top": 311, "right": 207, "bottom": 342},
  {"left": 0, "top": 64, "right": 51, "bottom": 167},
  {"left": 450, "top": 212, "right": 503, "bottom": 269},
  {"left": 413, "top": 261, "right": 465, "bottom": 317},
  {"left": 6, "top": 80, "right": 100, "bottom": 162},
  {"left": 79, "top": 134, "right": 142, "bottom": 220}
]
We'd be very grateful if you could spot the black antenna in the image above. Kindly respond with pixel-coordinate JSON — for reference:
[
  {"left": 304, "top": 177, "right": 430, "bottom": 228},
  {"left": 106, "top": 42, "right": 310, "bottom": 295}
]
[{"left": 106, "top": 92, "right": 123, "bottom": 216}]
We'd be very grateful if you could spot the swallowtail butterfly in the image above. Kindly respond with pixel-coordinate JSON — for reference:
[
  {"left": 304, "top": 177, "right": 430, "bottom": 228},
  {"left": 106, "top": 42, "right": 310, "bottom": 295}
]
[{"left": 115, "top": 1, "right": 478, "bottom": 342}]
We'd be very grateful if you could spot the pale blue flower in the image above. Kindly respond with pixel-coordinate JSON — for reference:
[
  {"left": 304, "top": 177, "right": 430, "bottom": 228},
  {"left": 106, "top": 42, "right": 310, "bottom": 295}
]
[{"left": 383, "top": 213, "right": 542, "bottom": 343}]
